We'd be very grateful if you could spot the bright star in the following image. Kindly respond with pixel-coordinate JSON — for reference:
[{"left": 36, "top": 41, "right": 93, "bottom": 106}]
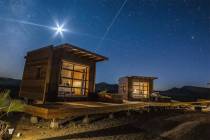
[{"left": 52, "top": 21, "right": 68, "bottom": 38}]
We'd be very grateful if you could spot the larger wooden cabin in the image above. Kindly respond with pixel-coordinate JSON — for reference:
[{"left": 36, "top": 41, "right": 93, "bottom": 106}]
[
  {"left": 19, "top": 43, "right": 107, "bottom": 103},
  {"left": 119, "top": 76, "right": 157, "bottom": 101}
]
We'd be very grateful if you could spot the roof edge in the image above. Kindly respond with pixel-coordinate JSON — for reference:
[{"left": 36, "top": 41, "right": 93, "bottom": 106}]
[
  {"left": 55, "top": 43, "right": 108, "bottom": 61},
  {"left": 27, "top": 45, "right": 54, "bottom": 54},
  {"left": 120, "top": 76, "right": 158, "bottom": 80}
]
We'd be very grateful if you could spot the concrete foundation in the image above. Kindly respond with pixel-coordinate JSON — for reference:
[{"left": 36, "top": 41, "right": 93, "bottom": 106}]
[
  {"left": 50, "top": 119, "right": 59, "bottom": 128},
  {"left": 82, "top": 116, "right": 90, "bottom": 124},
  {"left": 30, "top": 116, "right": 38, "bottom": 124}
]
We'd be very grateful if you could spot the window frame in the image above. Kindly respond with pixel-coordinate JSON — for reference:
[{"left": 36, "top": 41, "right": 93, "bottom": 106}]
[
  {"left": 131, "top": 80, "right": 149, "bottom": 98},
  {"left": 58, "top": 60, "right": 90, "bottom": 97}
]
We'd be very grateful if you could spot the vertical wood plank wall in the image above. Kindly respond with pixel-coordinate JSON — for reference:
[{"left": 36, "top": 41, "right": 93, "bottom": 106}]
[{"left": 19, "top": 46, "right": 53, "bottom": 102}]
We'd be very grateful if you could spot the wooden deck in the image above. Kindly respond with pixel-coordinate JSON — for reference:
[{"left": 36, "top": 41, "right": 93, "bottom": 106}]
[
  {"left": 24, "top": 101, "right": 147, "bottom": 119},
  {"left": 24, "top": 100, "right": 210, "bottom": 120}
]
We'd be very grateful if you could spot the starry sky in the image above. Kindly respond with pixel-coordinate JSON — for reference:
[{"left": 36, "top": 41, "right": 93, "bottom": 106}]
[{"left": 0, "top": 0, "right": 209, "bottom": 90}]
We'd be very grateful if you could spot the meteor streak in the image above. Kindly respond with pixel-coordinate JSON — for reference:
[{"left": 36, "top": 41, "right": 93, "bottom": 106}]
[{"left": 95, "top": 0, "right": 128, "bottom": 52}]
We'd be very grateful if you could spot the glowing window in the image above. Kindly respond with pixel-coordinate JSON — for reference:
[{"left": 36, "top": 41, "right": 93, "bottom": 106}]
[{"left": 132, "top": 80, "right": 149, "bottom": 98}]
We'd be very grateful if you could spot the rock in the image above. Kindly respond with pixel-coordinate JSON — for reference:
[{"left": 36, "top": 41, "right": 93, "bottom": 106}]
[
  {"left": 16, "top": 132, "right": 22, "bottom": 138},
  {"left": 50, "top": 120, "right": 59, "bottom": 129},
  {"left": 8, "top": 128, "right": 14, "bottom": 135},
  {"left": 82, "top": 116, "right": 90, "bottom": 124}
]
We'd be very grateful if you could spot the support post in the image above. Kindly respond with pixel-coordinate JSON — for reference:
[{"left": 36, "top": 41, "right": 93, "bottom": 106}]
[
  {"left": 146, "top": 107, "right": 150, "bottom": 113},
  {"left": 82, "top": 115, "right": 90, "bottom": 124},
  {"left": 109, "top": 113, "right": 114, "bottom": 119},
  {"left": 126, "top": 110, "right": 131, "bottom": 116}
]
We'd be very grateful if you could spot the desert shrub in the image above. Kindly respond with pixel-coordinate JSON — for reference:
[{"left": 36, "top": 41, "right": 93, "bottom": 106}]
[
  {"left": 0, "top": 90, "right": 24, "bottom": 115},
  {"left": 0, "top": 90, "right": 25, "bottom": 138}
]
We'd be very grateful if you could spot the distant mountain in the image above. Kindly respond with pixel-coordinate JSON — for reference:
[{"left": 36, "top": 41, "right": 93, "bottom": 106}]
[
  {"left": 0, "top": 77, "right": 209, "bottom": 102},
  {"left": 160, "top": 86, "right": 210, "bottom": 101},
  {"left": 95, "top": 83, "right": 210, "bottom": 101},
  {"left": 0, "top": 77, "right": 21, "bottom": 98},
  {"left": 96, "top": 82, "right": 118, "bottom": 93},
  {"left": 0, "top": 77, "right": 21, "bottom": 87}
]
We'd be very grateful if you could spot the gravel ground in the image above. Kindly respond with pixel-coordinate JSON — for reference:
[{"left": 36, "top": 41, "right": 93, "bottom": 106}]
[{"left": 2, "top": 111, "right": 210, "bottom": 140}]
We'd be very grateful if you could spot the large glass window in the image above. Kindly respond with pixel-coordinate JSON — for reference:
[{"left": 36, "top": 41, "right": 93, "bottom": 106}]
[
  {"left": 58, "top": 60, "right": 89, "bottom": 97},
  {"left": 132, "top": 80, "right": 149, "bottom": 98}
]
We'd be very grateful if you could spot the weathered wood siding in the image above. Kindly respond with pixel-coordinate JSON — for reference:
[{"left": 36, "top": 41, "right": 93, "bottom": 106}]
[
  {"left": 118, "top": 77, "right": 129, "bottom": 100},
  {"left": 19, "top": 47, "right": 53, "bottom": 102}
]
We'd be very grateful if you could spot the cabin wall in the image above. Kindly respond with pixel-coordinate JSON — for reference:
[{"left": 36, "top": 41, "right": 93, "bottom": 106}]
[
  {"left": 127, "top": 78, "right": 133, "bottom": 100},
  {"left": 149, "top": 80, "right": 154, "bottom": 95},
  {"left": 88, "top": 63, "right": 96, "bottom": 94},
  {"left": 46, "top": 48, "right": 61, "bottom": 101},
  {"left": 19, "top": 47, "right": 53, "bottom": 102},
  {"left": 119, "top": 77, "right": 155, "bottom": 101},
  {"left": 119, "top": 77, "right": 129, "bottom": 100}
]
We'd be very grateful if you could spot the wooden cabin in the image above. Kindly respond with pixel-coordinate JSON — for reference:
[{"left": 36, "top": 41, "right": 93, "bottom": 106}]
[
  {"left": 19, "top": 43, "right": 107, "bottom": 103},
  {"left": 118, "top": 76, "right": 157, "bottom": 101}
]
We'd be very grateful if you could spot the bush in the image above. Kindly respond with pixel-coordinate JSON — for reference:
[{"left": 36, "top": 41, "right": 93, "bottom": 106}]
[
  {"left": 0, "top": 90, "right": 24, "bottom": 115},
  {"left": 0, "top": 90, "right": 25, "bottom": 138}
]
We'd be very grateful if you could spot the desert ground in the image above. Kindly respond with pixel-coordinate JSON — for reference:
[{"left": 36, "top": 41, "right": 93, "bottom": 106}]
[{"left": 2, "top": 110, "right": 210, "bottom": 140}]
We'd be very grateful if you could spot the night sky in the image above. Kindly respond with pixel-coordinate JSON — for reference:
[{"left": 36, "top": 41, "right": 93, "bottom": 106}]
[{"left": 0, "top": 0, "right": 209, "bottom": 90}]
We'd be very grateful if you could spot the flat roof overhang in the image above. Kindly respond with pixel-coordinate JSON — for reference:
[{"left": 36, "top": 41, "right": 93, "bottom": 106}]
[
  {"left": 125, "top": 76, "right": 158, "bottom": 80},
  {"left": 55, "top": 43, "right": 108, "bottom": 62}
]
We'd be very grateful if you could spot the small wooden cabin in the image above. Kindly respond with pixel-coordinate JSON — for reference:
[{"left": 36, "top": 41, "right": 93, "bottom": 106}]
[
  {"left": 19, "top": 43, "right": 107, "bottom": 103},
  {"left": 118, "top": 76, "right": 157, "bottom": 101}
]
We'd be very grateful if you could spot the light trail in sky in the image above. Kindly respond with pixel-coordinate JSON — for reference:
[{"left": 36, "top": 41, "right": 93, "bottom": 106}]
[
  {"left": 95, "top": 0, "right": 128, "bottom": 52},
  {"left": 71, "top": 31, "right": 119, "bottom": 43},
  {"left": 0, "top": 17, "right": 120, "bottom": 43},
  {"left": 0, "top": 18, "right": 54, "bottom": 30}
]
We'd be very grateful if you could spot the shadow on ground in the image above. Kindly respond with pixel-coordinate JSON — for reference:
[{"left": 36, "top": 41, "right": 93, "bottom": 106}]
[
  {"left": 41, "top": 123, "right": 144, "bottom": 140},
  {"left": 2, "top": 113, "right": 23, "bottom": 140}
]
